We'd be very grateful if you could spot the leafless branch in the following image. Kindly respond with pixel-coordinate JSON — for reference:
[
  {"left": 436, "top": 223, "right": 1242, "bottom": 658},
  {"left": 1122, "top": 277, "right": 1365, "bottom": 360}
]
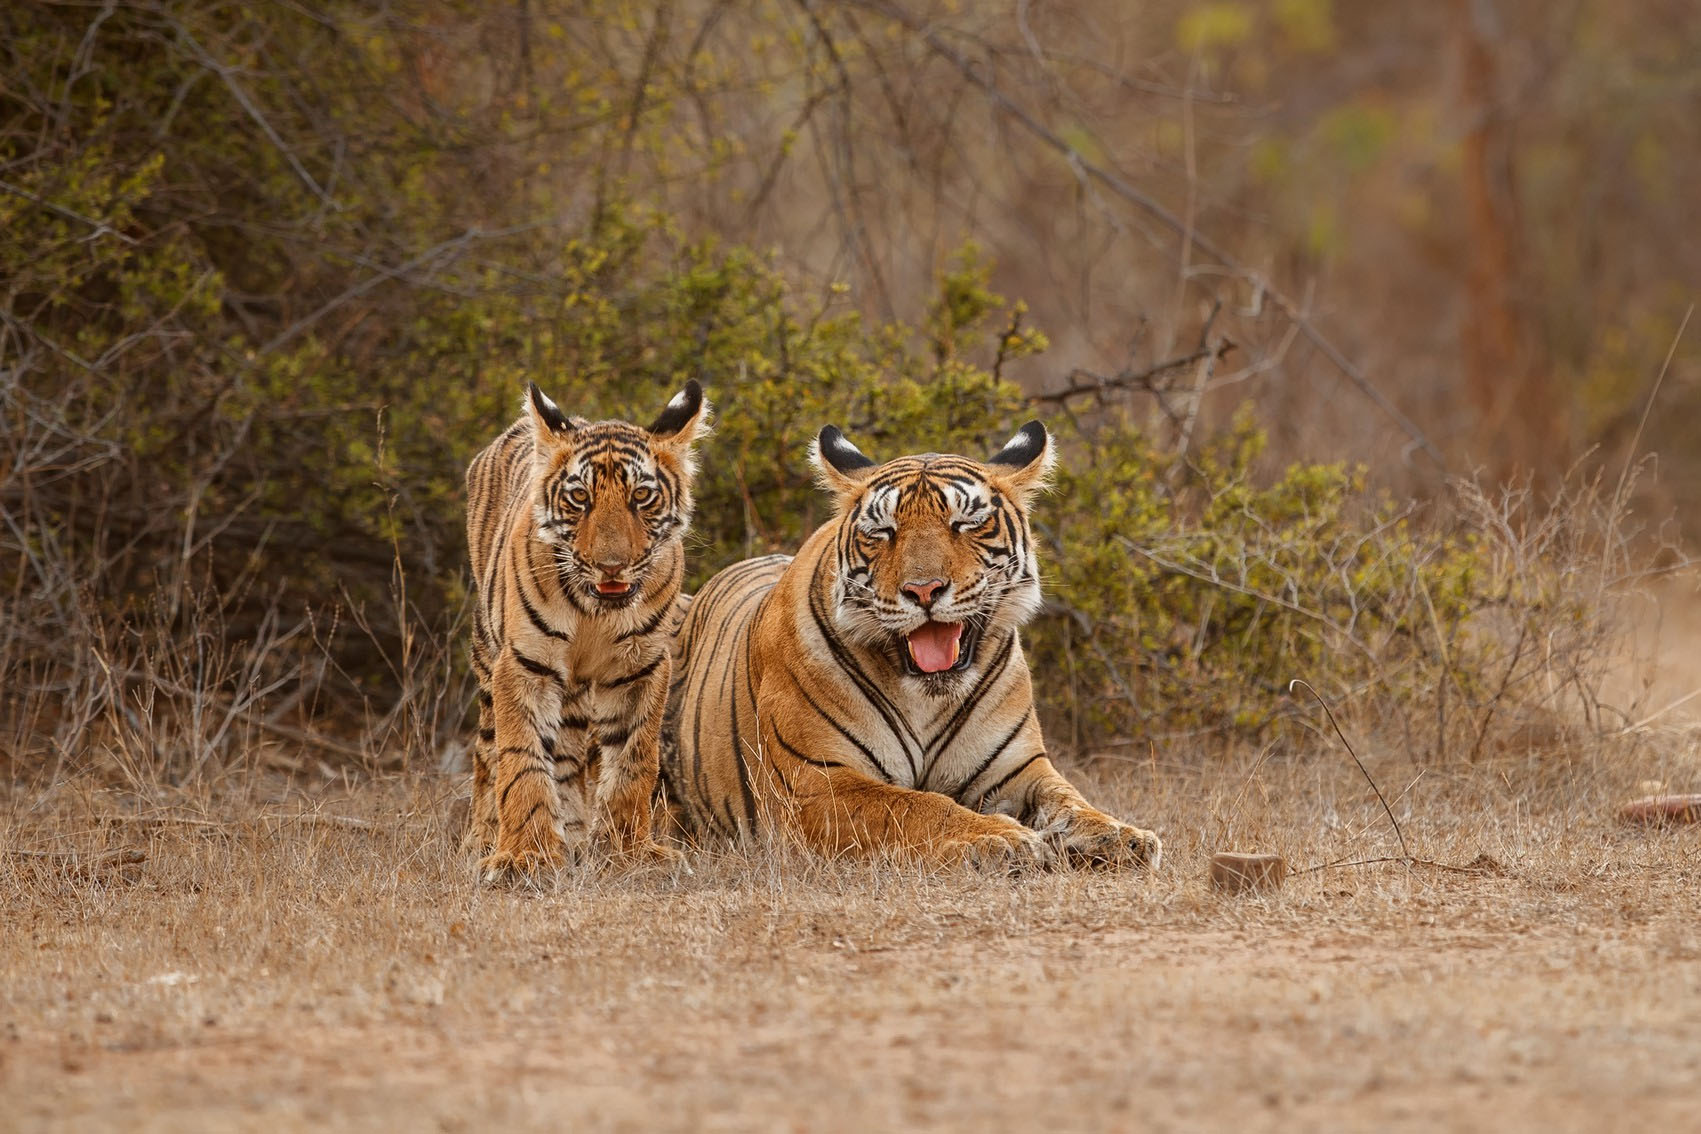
[{"left": 844, "top": 0, "right": 1446, "bottom": 470}]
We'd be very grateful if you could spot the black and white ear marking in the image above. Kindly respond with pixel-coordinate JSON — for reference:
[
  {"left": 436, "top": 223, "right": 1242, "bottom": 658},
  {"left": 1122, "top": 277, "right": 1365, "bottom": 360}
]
[
  {"left": 647, "top": 379, "right": 704, "bottom": 440},
  {"left": 528, "top": 382, "right": 575, "bottom": 435},
  {"left": 989, "top": 421, "right": 1048, "bottom": 470},
  {"left": 817, "top": 425, "right": 876, "bottom": 474}
]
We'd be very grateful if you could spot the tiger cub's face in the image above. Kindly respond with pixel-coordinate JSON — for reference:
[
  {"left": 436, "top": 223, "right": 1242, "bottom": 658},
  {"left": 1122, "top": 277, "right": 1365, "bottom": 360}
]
[
  {"left": 812, "top": 422, "right": 1054, "bottom": 692},
  {"left": 527, "top": 381, "right": 708, "bottom": 608}
]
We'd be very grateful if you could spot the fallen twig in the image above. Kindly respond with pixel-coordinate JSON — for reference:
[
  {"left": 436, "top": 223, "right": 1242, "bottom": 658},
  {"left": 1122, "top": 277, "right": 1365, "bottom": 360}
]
[
  {"left": 259, "top": 813, "right": 379, "bottom": 830},
  {"left": 6, "top": 847, "right": 148, "bottom": 878},
  {"left": 1293, "top": 853, "right": 1506, "bottom": 878}
]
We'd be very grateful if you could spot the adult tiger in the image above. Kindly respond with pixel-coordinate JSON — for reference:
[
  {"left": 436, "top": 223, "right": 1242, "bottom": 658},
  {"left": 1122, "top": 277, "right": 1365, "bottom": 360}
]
[
  {"left": 661, "top": 421, "right": 1162, "bottom": 871},
  {"left": 464, "top": 380, "right": 707, "bottom": 882}
]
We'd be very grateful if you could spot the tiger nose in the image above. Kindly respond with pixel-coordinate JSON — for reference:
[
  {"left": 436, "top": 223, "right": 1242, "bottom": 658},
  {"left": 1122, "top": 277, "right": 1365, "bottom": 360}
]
[
  {"left": 595, "top": 557, "right": 630, "bottom": 576},
  {"left": 901, "top": 578, "right": 949, "bottom": 608}
]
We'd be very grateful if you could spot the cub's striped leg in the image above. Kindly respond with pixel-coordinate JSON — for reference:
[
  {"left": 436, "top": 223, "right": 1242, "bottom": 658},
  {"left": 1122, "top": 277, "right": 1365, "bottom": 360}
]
[
  {"left": 777, "top": 756, "right": 1054, "bottom": 872},
  {"left": 480, "top": 652, "right": 574, "bottom": 883},
  {"left": 976, "top": 754, "right": 1162, "bottom": 871},
  {"left": 461, "top": 688, "right": 500, "bottom": 855},
  {"left": 593, "top": 656, "right": 680, "bottom": 862}
]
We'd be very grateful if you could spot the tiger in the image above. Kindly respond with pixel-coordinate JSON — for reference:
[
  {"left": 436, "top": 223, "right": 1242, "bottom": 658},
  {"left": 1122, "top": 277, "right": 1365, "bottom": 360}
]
[
  {"left": 463, "top": 379, "right": 708, "bottom": 882},
  {"left": 660, "top": 420, "right": 1162, "bottom": 872}
]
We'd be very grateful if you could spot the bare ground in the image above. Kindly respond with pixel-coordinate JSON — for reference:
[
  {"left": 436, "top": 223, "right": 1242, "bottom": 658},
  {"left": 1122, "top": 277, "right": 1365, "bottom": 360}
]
[{"left": 4, "top": 732, "right": 1700, "bottom": 1134}]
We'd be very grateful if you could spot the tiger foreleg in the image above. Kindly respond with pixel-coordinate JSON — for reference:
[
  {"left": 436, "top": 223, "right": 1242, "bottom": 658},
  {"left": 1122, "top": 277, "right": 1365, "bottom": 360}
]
[
  {"left": 977, "top": 755, "right": 1162, "bottom": 872},
  {"left": 781, "top": 760, "right": 1055, "bottom": 872},
  {"left": 479, "top": 656, "right": 571, "bottom": 884},
  {"left": 593, "top": 663, "right": 680, "bottom": 864}
]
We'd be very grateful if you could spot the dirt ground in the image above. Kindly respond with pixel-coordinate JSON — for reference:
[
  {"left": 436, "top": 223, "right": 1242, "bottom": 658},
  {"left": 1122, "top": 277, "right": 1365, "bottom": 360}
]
[{"left": 4, "top": 721, "right": 1700, "bottom": 1134}]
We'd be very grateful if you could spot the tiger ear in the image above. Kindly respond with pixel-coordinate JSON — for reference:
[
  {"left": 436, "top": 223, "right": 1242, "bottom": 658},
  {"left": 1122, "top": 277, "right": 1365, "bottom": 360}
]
[
  {"left": 811, "top": 425, "right": 877, "bottom": 495},
  {"left": 986, "top": 420, "right": 1054, "bottom": 502},
  {"left": 647, "top": 380, "right": 710, "bottom": 447},
  {"left": 527, "top": 382, "right": 576, "bottom": 440}
]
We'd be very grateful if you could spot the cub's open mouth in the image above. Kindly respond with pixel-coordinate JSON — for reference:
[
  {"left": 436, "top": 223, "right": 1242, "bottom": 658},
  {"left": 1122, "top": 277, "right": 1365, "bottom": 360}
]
[
  {"left": 594, "top": 579, "right": 634, "bottom": 601},
  {"left": 902, "top": 620, "right": 980, "bottom": 676}
]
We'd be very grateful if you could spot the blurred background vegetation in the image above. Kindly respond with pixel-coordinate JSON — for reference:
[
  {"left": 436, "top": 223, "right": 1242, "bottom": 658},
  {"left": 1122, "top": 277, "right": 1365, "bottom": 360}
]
[{"left": 2, "top": 0, "right": 1692, "bottom": 780}]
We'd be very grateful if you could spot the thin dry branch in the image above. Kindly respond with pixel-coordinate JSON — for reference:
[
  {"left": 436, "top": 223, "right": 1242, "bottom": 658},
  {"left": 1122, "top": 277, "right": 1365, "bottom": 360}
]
[
  {"left": 168, "top": 18, "right": 338, "bottom": 210},
  {"left": 0, "top": 178, "right": 137, "bottom": 245},
  {"left": 1030, "top": 341, "right": 1230, "bottom": 406}
]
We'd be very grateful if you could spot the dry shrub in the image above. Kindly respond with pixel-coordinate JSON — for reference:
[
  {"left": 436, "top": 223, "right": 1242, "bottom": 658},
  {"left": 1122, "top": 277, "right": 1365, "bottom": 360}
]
[{"left": 1035, "top": 418, "right": 1684, "bottom": 775}]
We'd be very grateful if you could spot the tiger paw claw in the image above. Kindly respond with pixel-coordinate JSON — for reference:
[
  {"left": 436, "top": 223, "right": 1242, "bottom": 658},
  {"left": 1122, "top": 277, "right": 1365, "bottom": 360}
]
[{"left": 478, "top": 844, "right": 566, "bottom": 887}]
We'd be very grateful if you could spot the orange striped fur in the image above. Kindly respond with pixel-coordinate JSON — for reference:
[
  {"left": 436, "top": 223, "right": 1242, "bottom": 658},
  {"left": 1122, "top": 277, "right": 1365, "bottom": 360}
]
[
  {"left": 662, "top": 422, "right": 1162, "bottom": 871},
  {"left": 465, "top": 381, "right": 707, "bottom": 882}
]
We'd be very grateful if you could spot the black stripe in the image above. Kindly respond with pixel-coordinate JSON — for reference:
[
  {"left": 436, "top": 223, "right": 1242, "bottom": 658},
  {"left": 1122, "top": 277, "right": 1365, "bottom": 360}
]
[
  {"left": 478, "top": 508, "right": 511, "bottom": 618},
  {"left": 512, "top": 650, "right": 559, "bottom": 680},
  {"left": 733, "top": 606, "right": 762, "bottom": 832},
  {"left": 514, "top": 799, "right": 549, "bottom": 834},
  {"left": 499, "top": 764, "right": 551, "bottom": 809},
  {"left": 806, "top": 553, "right": 922, "bottom": 771},
  {"left": 725, "top": 598, "right": 749, "bottom": 819},
  {"left": 556, "top": 561, "right": 593, "bottom": 616},
  {"left": 617, "top": 590, "right": 676, "bottom": 642},
  {"left": 687, "top": 569, "right": 774, "bottom": 831},
  {"left": 974, "top": 752, "right": 1045, "bottom": 808},
  {"left": 770, "top": 722, "right": 851, "bottom": 771},
  {"left": 944, "top": 707, "right": 1032, "bottom": 798},
  {"left": 925, "top": 629, "right": 1016, "bottom": 758},
  {"left": 516, "top": 577, "right": 572, "bottom": 642},
  {"left": 606, "top": 654, "right": 663, "bottom": 688},
  {"left": 782, "top": 665, "right": 893, "bottom": 783},
  {"left": 478, "top": 728, "right": 495, "bottom": 743}
]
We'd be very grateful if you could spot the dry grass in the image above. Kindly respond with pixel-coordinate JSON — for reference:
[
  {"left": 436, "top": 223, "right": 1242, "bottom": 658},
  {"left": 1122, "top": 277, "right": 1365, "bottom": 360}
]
[
  {"left": 4, "top": 730, "right": 1700, "bottom": 1133},
  {"left": 4, "top": 474, "right": 1695, "bottom": 1131}
]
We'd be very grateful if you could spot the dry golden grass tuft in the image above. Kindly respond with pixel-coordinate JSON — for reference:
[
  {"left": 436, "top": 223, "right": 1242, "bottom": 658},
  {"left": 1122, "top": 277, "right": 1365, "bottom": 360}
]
[{"left": 4, "top": 730, "right": 1700, "bottom": 1132}]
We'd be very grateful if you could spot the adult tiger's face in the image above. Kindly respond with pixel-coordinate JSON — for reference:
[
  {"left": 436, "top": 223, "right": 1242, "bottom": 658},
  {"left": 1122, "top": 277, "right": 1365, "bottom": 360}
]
[
  {"left": 526, "top": 381, "right": 708, "bottom": 607},
  {"left": 812, "top": 421, "right": 1055, "bottom": 691}
]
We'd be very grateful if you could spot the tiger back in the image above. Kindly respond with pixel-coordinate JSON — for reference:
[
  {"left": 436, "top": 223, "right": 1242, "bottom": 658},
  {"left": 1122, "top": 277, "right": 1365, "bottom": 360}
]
[
  {"left": 465, "top": 380, "right": 707, "bottom": 882},
  {"left": 661, "top": 422, "right": 1162, "bottom": 871}
]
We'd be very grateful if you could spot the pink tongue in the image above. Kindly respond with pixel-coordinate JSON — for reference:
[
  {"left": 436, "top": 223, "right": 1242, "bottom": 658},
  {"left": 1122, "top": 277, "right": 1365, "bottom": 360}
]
[{"left": 906, "top": 622, "right": 963, "bottom": 674}]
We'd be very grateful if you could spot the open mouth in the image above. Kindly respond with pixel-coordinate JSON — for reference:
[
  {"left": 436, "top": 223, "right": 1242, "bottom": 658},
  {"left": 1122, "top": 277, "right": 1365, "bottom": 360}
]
[
  {"left": 901, "top": 620, "right": 980, "bottom": 676},
  {"left": 593, "top": 579, "right": 635, "bottom": 603}
]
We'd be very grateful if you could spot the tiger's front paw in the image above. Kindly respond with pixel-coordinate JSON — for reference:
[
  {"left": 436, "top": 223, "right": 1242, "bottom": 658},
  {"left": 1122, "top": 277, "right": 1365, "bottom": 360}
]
[
  {"left": 478, "top": 837, "right": 567, "bottom": 887},
  {"left": 958, "top": 815, "right": 1058, "bottom": 875},
  {"left": 1054, "top": 815, "right": 1163, "bottom": 873}
]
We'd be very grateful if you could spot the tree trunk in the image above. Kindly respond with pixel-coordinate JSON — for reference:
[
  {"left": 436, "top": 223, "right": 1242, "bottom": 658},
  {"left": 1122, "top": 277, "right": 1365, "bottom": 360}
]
[{"left": 1453, "top": 0, "right": 1560, "bottom": 486}]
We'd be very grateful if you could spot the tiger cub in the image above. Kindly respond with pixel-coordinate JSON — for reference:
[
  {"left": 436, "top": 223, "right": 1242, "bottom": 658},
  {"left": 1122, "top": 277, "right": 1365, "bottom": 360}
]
[
  {"left": 662, "top": 421, "right": 1161, "bottom": 872},
  {"left": 464, "top": 381, "right": 707, "bottom": 882}
]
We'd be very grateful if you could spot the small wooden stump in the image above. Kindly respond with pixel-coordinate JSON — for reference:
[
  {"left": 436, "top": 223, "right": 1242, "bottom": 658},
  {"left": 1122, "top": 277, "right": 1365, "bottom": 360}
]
[
  {"left": 1617, "top": 794, "right": 1701, "bottom": 827},
  {"left": 1209, "top": 851, "right": 1288, "bottom": 893}
]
